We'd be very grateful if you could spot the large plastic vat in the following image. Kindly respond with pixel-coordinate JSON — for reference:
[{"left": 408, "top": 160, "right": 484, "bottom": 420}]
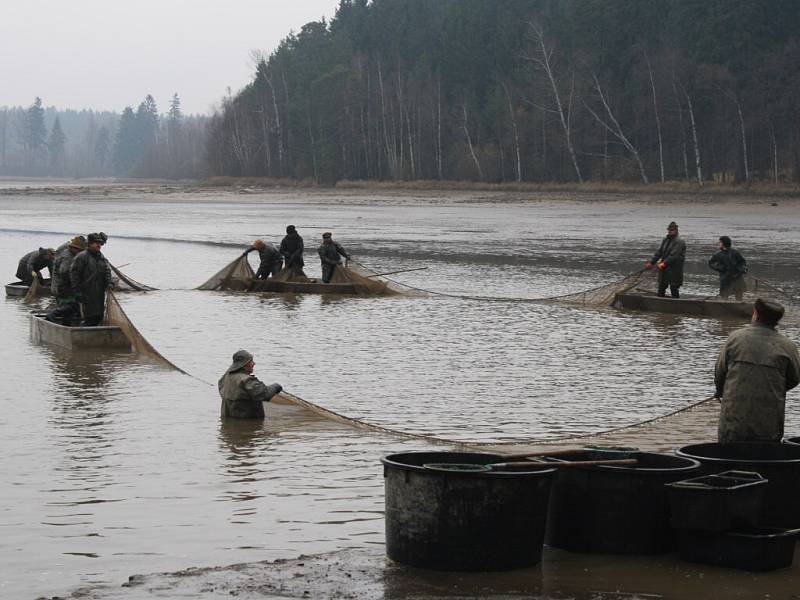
[
  {"left": 677, "top": 442, "right": 800, "bottom": 528},
  {"left": 545, "top": 451, "right": 700, "bottom": 554},
  {"left": 381, "top": 451, "right": 555, "bottom": 571}
]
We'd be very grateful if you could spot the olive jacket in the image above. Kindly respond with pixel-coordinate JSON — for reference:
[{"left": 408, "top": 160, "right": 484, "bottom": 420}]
[
  {"left": 218, "top": 370, "right": 282, "bottom": 419},
  {"left": 650, "top": 235, "right": 686, "bottom": 287},
  {"left": 715, "top": 324, "right": 800, "bottom": 442},
  {"left": 70, "top": 249, "right": 113, "bottom": 319}
]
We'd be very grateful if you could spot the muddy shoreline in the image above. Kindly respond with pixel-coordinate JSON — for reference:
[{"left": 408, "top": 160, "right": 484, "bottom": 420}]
[{"left": 42, "top": 545, "right": 800, "bottom": 600}]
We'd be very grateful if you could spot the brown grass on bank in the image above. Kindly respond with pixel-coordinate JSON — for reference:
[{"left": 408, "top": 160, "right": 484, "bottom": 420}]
[{"left": 200, "top": 176, "right": 800, "bottom": 198}]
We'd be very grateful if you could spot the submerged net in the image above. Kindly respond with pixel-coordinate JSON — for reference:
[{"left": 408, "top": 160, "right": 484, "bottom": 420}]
[{"left": 22, "top": 277, "right": 43, "bottom": 304}]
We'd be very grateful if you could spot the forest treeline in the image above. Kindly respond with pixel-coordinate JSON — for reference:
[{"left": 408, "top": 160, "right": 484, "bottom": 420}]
[
  {"left": 207, "top": 0, "right": 800, "bottom": 185},
  {"left": 0, "top": 95, "right": 207, "bottom": 179}
]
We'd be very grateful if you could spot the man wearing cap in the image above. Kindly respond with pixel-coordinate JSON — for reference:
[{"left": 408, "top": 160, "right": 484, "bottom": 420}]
[
  {"left": 243, "top": 239, "right": 283, "bottom": 279},
  {"left": 280, "top": 225, "right": 304, "bottom": 272},
  {"left": 219, "top": 350, "right": 283, "bottom": 419},
  {"left": 16, "top": 247, "right": 55, "bottom": 285},
  {"left": 70, "top": 233, "right": 114, "bottom": 326},
  {"left": 45, "top": 236, "right": 87, "bottom": 324},
  {"left": 318, "top": 232, "right": 350, "bottom": 284},
  {"left": 715, "top": 298, "right": 800, "bottom": 443},
  {"left": 708, "top": 236, "right": 747, "bottom": 300},
  {"left": 645, "top": 221, "right": 686, "bottom": 298}
]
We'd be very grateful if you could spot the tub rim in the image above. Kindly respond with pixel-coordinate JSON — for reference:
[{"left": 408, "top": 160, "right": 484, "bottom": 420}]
[{"left": 677, "top": 441, "right": 800, "bottom": 465}]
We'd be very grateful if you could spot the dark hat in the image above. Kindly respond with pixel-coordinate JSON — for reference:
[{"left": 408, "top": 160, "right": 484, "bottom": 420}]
[
  {"left": 754, "top": 298, "right": 785, "bottom": 326},
  {"left": 667, "top": 221, "right": 678, "bottom": 230},
  {"left": 286, "top": 225, "right": 296, "bottom": 233},
  {"left": 99, "top": 232, "right": 108, "bottom": 244},
  {"left": 322, "top": 232, "right": 332, "bottom": 238},
  {"left": 227, "top": 349, "right": 254, "bottom": 373},
  {"left": 87, "top": 233, "right": 103, "bottom": 243},
  {"left": 719, "top": 235, "right": 732, "bottom": 248}
]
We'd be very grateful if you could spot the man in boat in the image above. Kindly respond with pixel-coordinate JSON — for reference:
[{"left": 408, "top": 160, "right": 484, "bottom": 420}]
[
  {"left": 52, "top": 236, "right": 87, "bottom": 294},
  {"left": 70, "top": 233, "right": 114, "bottom": 326},
  {"left": 16, "top": 247, "right": 55, "bottom": 285},
  {"left": 318, "top": 232, "right": 350, "bottom": 284},
  {"left": 45, "top": 236, "right": 87, "bottom": 325},
  {"left": 243, "top": 239, "right": 282, "bottom": 279},
  {"left": 715, "top": 298, "right": 800, "bottom": 443},
  {"left": 644, "top": 221, "right": 686, "bottom": 298},
  {"left": 219, "top": 349, "right": 283, "bottom": 419},
  {"left": 708, "top": 236, "right": 747, "bottom": 300},
  {"left": 280, "top": 225, "right": 304, "bottom": 273}
]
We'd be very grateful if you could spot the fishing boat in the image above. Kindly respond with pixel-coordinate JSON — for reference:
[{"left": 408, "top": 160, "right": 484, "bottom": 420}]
[
  {"left": 5, "top": 279, "right": 52, "bottom": 298},
  {"left": 29, "top": 314, "right": 131, "bottom": 351},
  {"left": 250, "top": 278, "right": 358, "bottom": 295},
  {"left": 613, "top": 291, "right": 752, "bottom": 319}
]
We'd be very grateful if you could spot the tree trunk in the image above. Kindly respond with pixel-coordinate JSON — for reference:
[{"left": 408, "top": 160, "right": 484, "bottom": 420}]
[
  {"left": 769, "top": 121, "right": 778, "bottom": 184},
  {"left": 501, "top": 81, "right": 522, "bottom": 182},
  {"left": 679, "top": 82, "right": 703, "bottom": 185},
  {"left": 645, "top": 52, "right": 665, "bottom": 183},
  {"left": 735, "top": 97, "right": 749, "bottom": 182},
  {"left": 462, "top": 103, "right": 483, "bottom": 181}
]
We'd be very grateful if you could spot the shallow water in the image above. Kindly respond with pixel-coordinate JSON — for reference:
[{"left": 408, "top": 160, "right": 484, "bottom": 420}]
[{"left": 1, "top": 185, "right": 798, "bottom": 597}]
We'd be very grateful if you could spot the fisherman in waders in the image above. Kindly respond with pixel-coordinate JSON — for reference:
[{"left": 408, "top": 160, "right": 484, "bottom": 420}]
[
  {"left": 218, "top": 350, "right": 283, "bottom": 419},
  {"left": 318, "top": 232, "right": 350, "bottom": 283},
  {"left": 645, "top": 221, "right": 686, "bottom": 298},
  {"left": 715, "top": 299, "right": 800, "bottom": 442},
  {"left": 16, "top": 247, "right": 55, "bottom": 285},
  {"left": 45, "top": 236, "right": 86, "bottom": 325},
  {"left": 244, "top": 239, "right": 282, "bottom": 279},
  {"left": 69, "top": 233, "right": 113, "bottom": 326},
  {"left": 708, "top": 235, "right": 747, "bottom": 300},
  {"left": 280, "top": 225, "right": 304, "bottom": 273}
]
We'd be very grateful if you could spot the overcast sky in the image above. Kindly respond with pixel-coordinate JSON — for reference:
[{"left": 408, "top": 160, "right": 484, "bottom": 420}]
[{"left": 1, "top": 0, "right": 340, "bottom": 115}]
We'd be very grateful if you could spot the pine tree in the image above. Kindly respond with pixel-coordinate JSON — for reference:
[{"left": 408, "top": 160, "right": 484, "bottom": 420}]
[
  {"left": 112, "top": 107, "right": 139, "bottom": 175},
  {"left": 47, "top": 116, "right": 67, "bottom": 175}
]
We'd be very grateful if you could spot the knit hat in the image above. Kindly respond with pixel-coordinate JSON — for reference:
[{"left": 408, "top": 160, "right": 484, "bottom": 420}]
[
  {"left": 754, "top": 299, "right": 785, "bottom": 326},
  {"left": 667, "top": 221, "right": 678, "bottom": 230},
  {"left": 253, "top": 239, "right": 265, "bottom": 249},
  {"left": 286, "top": 225, "right": 296, "bottom": 234},
  {"left": 69, "top": 236, "right": 87, "bottom": 250},
  {"left": 719, "top": 236, "right": 732, "bottom": 248}
]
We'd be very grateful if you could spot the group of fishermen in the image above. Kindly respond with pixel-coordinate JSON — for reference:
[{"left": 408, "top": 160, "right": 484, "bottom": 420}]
[
  {"left": 17, "top": 232, "right": 113, "bottom": 326},
  {"left": 645, "top": 221, "right": 748, "bottom": 300},
  {"left": 243, "top": 225, "right": 350, "bottom": 284}
]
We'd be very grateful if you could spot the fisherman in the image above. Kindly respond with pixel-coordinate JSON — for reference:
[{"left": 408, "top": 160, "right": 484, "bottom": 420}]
[
  {"left": 715, "top": 298, "right": 800, "bottom": 443},
  {"left": 280, "top": 225, "right": 304, "bottom": 271},
  {"left": 708, "top": 236, "right": 747, "bottom": 300},
  {"left": 52, "top": 236, "right": 87, "bottom": 295},
  {"left": 16, "top": 247, "right": 55, "bottom": 285},
  {"left": 645, "top": 221, "right": 686, "bottom": 298},
  {"left": 318, "top": 232, "right": 350, "bottom": 283},
  {"left": 243, "top": 239, "right": 283, "bottom": 279},
  {"left": 70, "top": 233, "right": 114, "bottom": 326},
  {"left": 218, "top": 349, "right": 283, "bottom": 419},
  {"left": 45, "top": 236, "right": 87, "bottom": 325}
]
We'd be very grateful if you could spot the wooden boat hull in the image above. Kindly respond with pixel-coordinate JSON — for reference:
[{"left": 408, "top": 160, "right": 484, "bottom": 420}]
[
  {"left": 250, "top": 279, "right": 357, "bottom": 294},
  {"left": 5, "top": 279, "right": 52, "bottom": 297},
  {"left": 29, "top": 314, "right": 131, "bottom": 351},
  {"left": 614, "top": 292, "right": 752, "bottom": 319}
]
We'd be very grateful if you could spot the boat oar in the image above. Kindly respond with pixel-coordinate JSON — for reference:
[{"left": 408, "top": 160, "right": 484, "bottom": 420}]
[
  {"left": 500, "top": 448, "right": 584, "bottom": 461},
  {"left": 488, "top": 458, "right": 638, "bottom": 470},
  {"left": 366, "top": 267, "right": 429, "bottom": 278}
]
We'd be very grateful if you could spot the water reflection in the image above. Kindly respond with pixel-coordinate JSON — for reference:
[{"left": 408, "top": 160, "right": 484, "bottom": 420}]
[{"left": 217, "top": 418, "right": 269, "bottom": 504}]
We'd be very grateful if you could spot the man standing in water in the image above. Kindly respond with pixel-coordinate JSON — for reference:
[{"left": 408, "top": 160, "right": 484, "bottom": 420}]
[
  {"left": 70, "top": 233, "right": 113, "bottom": 326},
  {"left": 708, "top": 235, "right": 747, "bottom": 300},
  {"left": 645, "top": 221, "right": 686, "bottom": 298},
  {"left": 219, "top": 350, "right": 283, "bottom": 419},
  {"left": 715, "top": 299, "right": 800, "bottom": 442},
  {"left": 244, "top": 239, "right": 283, "bottom": 279},
  {"left": 318, "top": 232, "right": 350, "bottom": 283},
  {"left": 280, "top": 225, "right": 304, "bottom": 273}
]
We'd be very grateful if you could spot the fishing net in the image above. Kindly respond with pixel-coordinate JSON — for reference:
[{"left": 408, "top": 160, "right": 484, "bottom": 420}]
[
  {"left": 541, "top": 269, "right": 657, "bottom": 307},
  {"left": 196, "top": 255, "right": 255, "bottom": 290},
  {"left": 22, "top": 277, "right": 43, "bottom": 304},
  {"left": 104, "top": 290, "right": 189, "bottom": 374},
  {"left": 110, "top": 262, "right": 158, "bottom": 292}
]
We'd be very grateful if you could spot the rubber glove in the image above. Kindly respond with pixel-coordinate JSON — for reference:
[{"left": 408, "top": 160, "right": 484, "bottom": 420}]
[
  {"left": 644, "top": 261, "right": 653, "bottom": 270},
  {"left": 657, "top": 261, "right": 667, "bottom": 271}
]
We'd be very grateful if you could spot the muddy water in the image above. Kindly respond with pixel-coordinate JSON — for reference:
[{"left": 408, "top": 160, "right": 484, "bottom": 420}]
[{"left": 1, "top": 185, "right": 799, "bottom": 598}]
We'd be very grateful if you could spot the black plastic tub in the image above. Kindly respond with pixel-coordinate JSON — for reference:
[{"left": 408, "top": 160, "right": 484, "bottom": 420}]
[
  {"left": 666, "top": 470, "right": 767, "bottom": 532},
  {"left": 676, "top": 527, "right": 800, "bottom": 571},
  {"left": 545, "top": 451, "right": 700, "bottom": 554},
  {"left": 677, "top": 442, "right": 800, "bottom": 528},
  {"left": 381, "top": 451, "right": 555, "bottom": 571}
]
